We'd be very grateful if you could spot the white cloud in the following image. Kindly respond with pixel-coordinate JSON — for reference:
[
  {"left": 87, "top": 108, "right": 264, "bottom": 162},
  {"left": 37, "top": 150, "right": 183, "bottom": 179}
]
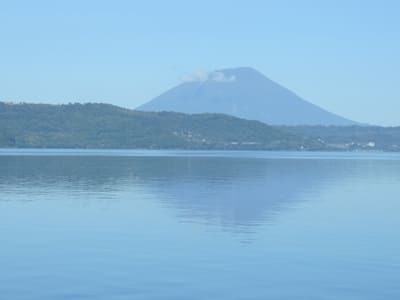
[
  {"left": 181, "top": 70, "right": 209, "bottom": 82},
  {"left": 210, "top": 71, "right": 236, "bottom": 82},
  {"left": 181, "top": 70, "right": 236, "bottom": 83}
]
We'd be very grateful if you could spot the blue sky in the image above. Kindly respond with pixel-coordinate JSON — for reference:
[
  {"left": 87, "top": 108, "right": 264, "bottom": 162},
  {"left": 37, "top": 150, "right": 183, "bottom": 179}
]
[{"left": 1, "top": 0, "right": 399, "bottom": 125}]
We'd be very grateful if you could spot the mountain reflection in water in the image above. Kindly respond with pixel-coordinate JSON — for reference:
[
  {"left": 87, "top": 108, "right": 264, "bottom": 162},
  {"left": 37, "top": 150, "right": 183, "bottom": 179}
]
[{"left": 0, "top": 155, "right": 364, "bottom": 229}]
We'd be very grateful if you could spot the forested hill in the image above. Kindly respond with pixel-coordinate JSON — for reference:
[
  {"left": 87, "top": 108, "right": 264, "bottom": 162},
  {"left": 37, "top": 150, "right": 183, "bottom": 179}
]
[
  {"left": 1, "top": 102, "right": 399, "bottom": 151},
  {"left": 281, "top": 125, "right": 400, "bottom": 152},
  {"left": 0, "top": 102, "right": 316, "bottom": 150}
]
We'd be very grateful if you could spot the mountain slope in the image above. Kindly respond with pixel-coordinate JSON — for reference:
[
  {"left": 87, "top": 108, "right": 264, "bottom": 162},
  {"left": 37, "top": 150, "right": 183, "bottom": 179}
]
[
  {"left": 138, "top": 67, "right": 355, "bottom": 126},
  {"left": 0, "top": 102, "right": 316, "bottom": 150}
]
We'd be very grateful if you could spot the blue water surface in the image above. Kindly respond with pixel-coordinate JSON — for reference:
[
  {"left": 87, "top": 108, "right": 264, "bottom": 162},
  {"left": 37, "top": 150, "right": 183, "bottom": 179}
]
[{"left": 0, "top": 150, "right": 399, "bottom": 299}]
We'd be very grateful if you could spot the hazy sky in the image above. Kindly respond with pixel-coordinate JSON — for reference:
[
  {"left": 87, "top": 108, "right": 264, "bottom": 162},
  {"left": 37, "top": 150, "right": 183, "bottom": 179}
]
[{"left": 1, "top": 0, "right": 399, "bottom": 125}]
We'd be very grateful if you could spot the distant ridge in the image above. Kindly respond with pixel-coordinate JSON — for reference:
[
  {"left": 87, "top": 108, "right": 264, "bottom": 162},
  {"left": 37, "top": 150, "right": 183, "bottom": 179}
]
[
  {"left": 1, "top": 102, "right": 399, "bottom": 151},
  {"left": 138, "top": 67, "right": 356, "bottom": 126},
  {"left": 0, "top": 102, "right": 316, "bottom": 150}
]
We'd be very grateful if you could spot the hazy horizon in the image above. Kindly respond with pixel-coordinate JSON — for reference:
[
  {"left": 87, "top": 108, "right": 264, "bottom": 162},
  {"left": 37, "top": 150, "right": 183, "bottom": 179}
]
[{"left": 1, "top": 1, "right": 399, "bottom": 126}]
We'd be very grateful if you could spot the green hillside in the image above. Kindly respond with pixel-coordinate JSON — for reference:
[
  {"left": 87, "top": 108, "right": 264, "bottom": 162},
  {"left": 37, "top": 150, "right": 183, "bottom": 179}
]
[
  {"left": 2, "top": 102, "right": 399, "bottom": 151},
  {"left": 0, "top": 102, "right": 315, "bottom": 150},
  {"left": 283, "top": 126, "right": 400, "bottom": 152}
]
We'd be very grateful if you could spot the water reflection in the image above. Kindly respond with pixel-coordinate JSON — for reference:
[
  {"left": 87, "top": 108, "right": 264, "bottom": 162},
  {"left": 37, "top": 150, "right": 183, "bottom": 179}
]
[
  {"left": 1, "top": 153, "right": 400, "bottom": 299},
  {"left": 0, "top": 155, "right": 369, "bottom": 229}
]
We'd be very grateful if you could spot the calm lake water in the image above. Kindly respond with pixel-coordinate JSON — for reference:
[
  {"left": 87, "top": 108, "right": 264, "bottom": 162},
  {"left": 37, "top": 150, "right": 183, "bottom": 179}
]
[{"left": 1, "top": 150, "right": 399, "bottom": 299}]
